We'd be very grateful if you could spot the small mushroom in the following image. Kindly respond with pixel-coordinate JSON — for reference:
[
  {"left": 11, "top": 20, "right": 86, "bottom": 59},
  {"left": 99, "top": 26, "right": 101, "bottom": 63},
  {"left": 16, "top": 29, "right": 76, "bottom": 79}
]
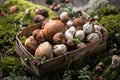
[
  {"left": 32, "top": 29, "right": 46, "bottom": 43},
  {"left": 60, "top": 12, "right": 70, "bottom": 23},
  {"left": 75, "top": 30, "right": 85, "bottom": 41},
  {"left": 1, "top": 11, "right": 6, "bottom": 16},
  {"left": 111, "top": 55, "right": 120, "bottom": 69},
  {"left": 66, "top": 39, "right": 77, "bottom": 51},
  {"left": 25, "top": 9, "right": 31, "bottom": 16},
  {"left": 65, "top": 26, "right": 76, "bottom": 40},
  {"left": 95, "top": 65, "right": 102, "bottom": 71},
  {"left": 95, "top": 30, "right": 103, "bottom": 39},
  {"left": 53, "top": 32, "right": 65, "bottom": 44},
  {"left": 94, "top": 25, "right": 102, "bottom": 31},
  {"left": 53, "top": 4, "right": 61, "bottom": 11},
  {"left": 72, "top": 18, "right": 86, "bottom": 30},
  {"left": 32, "top": 29, "right": 41, "bottom": 38},
  {"left": 66, "top": 20, "right": 73, "bottom": 28},
  {"left": 9, "top": 5, "right": 18, "bottom": 14},
  {"left": 83, "top": 22, "right": 95, "bottom": 34},
  {"left": 35, "top": 8, "right": 48, "bottom": 17},
  {"left": 98, "top": 62, "right": 104, "bottom": 67},
  {"left": 53, "top": 44, "right": 67, "bottom": 56},
  {"left": 86, "top": 33, "right": 100, "bottom": 42},
  {"left": 50, "top": 2, "right": 57, "bottom": 10},
  {"left": 24, "top": 36, "right": 39, "bottom": 55},
  {"left": 36, "top": 30, "right": 46, "bottom": 43},
  {"left": 34, "top": 15, "right": 45, "bottom": 23},
  {"left": 35, "top": 41, "right": 53, "bottom": 60}
]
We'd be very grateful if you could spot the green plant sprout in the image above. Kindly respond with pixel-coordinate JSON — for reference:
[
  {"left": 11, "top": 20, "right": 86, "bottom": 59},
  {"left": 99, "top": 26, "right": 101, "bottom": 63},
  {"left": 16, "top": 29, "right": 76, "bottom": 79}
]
[{"left": 77, "top": 67, "right": 90, "bottom": 80}]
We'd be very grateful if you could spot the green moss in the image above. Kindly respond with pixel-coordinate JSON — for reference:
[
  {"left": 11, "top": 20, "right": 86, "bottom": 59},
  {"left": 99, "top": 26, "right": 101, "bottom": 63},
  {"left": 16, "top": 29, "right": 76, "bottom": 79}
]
[
  {"left": 0, "top": 56, "right": 27, "bottom": 76},
  {"left": 99, "top": 14, "right": 120, "bottom": 48},
  {"left": 94, "top": 5, "right": 119, "bottom": 18},
  {"left": 0, "top": 0, "right": 56, "bottom": 78},
  {"left": 0, "top": 0, "right": 56, "bottom": 56}
]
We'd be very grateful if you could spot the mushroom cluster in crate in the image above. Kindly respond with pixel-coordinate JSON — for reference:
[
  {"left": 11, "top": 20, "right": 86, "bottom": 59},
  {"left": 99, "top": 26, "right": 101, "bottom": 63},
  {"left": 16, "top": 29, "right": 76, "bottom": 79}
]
[{"left": 24, "top": 11, "right": 104, "bottom": 60}]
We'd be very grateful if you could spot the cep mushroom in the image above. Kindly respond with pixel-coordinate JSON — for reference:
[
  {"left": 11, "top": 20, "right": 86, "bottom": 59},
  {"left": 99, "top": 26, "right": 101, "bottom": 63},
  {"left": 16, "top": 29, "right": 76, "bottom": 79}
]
[
  {"left": 65, "top": 26, "right": 76, "bottom": 40},
  {"left": 34, "top": 15, "right": 45, "bottom": 23},
  {"left": 75, "top": 30, "right": 85, "bottom": 41},
  {"left": 86, "top": 33, "right": 100, "bottom": 43},
  {"left": 35, "top": 8, "right": 48, "bottom": 17},
  {"left": 9, "top": 5, "right": 18, "bottom": 14},
  {"left": 32, "top": 29, "right": 46, "bottom": 43},
  {"left": 94, "top": 25, "right": 102, "bottom": 31},
  {"left": 66, "top": 20, "right": 73, "bottom": 28},
  {"left": 83, "top": 22, "right": 95, "bottom": 34},
  {"left": 53, "top": 32, "right": 65, "bottom": 44},
  {"left": 43, "top": 20, "right": 66, "bottom": 42},
  {"left": 72, "top": 18, "right": 86, "bottom": 30},
  {"left": 60, "top": 12, "right": 70, "bottom": 23},
  {"left": 35, "top": 41, "right": 53, "bottom": 60},
  {"left": 111, "top": 55, "right": 120, "bottom": 69},
  {"left": 24, "top": 36, "right": 39, "bottom": 55},
  {"left": 53, "top": 44, "right": 67, "bottom": 56}
]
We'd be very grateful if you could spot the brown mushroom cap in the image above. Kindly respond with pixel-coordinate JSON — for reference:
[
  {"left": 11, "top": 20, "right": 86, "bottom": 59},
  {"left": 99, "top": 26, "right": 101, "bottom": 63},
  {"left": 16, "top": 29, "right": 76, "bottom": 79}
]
[
  {"left": 34, "top": 15, "right": 45, "bottom": 23},
  {"left": 9, "top": 5, "right": 18, "bottom": 14},
  {"left": 72, "top": 18, "right": 86, "bottom": 30},
  {"left": 53, "top": 32, "right": 65, "bottom": 44},
  {"left": 35, "top": 8, "right": 48, "bottom": 17},
  {"left": 43, "top": 20, "right": 66, "bottom": 42},
  {"left": 35, "top": 41, "right": 53, "bottom": 60}
]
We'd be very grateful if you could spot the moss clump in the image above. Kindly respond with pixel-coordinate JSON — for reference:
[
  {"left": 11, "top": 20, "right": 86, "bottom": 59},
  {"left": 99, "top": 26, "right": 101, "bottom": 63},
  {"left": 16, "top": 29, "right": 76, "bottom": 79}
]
[
  {"left": 99, "top": 14, "right": 120, "bottom": 49},
  {"left": 0, "top": 0, "right": 56, "bottom": 56},
  {"left": 94, "top": 5, "right": 119, "bottom": 18},
  {"left": 0, "top": 56, "right": 27, "bottom": 76}
]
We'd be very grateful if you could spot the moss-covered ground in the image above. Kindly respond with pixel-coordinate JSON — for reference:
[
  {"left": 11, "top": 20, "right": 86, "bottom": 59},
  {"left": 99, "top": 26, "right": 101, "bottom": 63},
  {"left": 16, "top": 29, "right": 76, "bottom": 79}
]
[{"left": 0, "top": 0, "right": 56, "bottom": 79}]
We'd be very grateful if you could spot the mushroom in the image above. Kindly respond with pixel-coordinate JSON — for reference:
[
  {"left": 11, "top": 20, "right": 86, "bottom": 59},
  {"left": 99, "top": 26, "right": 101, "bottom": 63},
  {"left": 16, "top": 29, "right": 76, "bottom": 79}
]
[
  {"left": 34, "top": 15, "right": 45, "bottom": 23},
  {"left": 35, "top": 8, "right": 48, "bottom": 17},
  {"left": 72, "top": 18, "right": 86, "bottom": 30},
  {"left": 24, "top": 36, "right": 39, "bottom": 55},
  {"left": 50, "top": 2, "right": 57, "bottom": 10},
  {"left": 65, "top": 26, "right": 76, "bottom": 40},
  {"left": 111, "top": 55, "right": 120, "bottom": 69},
  {"left": 1, "top": 11, "right": 6, "bottom": 16},
  {"left": 86, "top": 33, "right": 100, "bottom": 43},
  {"left": 66, "top": 20, "right": 73, "bottom": 28},
  {"left": 9, "top": 5, "right": 18, "bottom": 14},
  {"left": 95, "top": 30, "right": 103, "bottom": 39},
  {"left": 75, "top": 30, "right": 85, "bottom": 41},
  {"left": 25, "top": 9, "right": 31, "bottom": 16},
  {"left": 53, "top": 4, "right": 61, "bottom": 11},
  {"left": 53, "top": 32, "right": 65, "bottom": 44},
  {"left": 83, "top": 22, "right": 95, "bottom": 34},
  {"left": 53, "top": 44, "right": 67, "bottom": 56},
  {"left": 94, "top": 25, "right": 102, "bottom": 31},
  {"left": 43, "top": 20, "right": 66, "bottom": 42},
  {"left": 66, "top": 39, "right": 77, "bottom": 51},
  {"left": 35, "top": 41, "right": 53, "bottom": 60},
  {"left": 60, "top": 12, "right": 70, "bottom": 23},
  {"left": 32, "top": 29, "right": 46, "bottom": 43}
]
